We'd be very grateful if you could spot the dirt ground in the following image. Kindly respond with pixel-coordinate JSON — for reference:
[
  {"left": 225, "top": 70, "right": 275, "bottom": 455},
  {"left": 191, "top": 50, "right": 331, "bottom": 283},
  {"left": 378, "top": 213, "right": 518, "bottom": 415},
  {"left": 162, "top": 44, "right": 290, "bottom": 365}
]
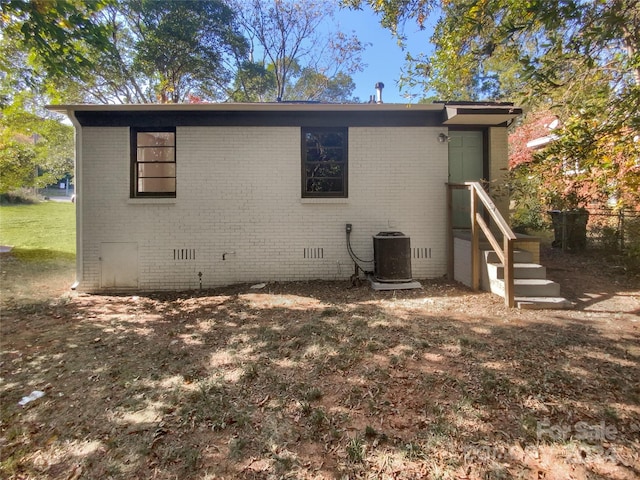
[{"left": 1, "top": 246, "right": 639, "bottom": 479}]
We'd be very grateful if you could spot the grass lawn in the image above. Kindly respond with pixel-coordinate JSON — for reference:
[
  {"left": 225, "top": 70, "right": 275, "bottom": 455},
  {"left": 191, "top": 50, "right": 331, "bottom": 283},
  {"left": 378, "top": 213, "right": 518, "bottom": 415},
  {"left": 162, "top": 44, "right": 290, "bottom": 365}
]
[
  {"left": 0, "top": 201, "right": 75, "bottom": 303},
  {"left": 0, "top": 201, "right": 75, "bottom": 257}
]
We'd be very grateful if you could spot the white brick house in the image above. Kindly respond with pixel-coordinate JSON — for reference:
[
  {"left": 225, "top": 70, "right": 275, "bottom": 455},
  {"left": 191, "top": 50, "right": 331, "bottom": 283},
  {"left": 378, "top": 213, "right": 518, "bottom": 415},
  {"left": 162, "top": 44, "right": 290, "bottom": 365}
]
[{"left": 48, "top": 102, "right": 521, "bottom": 291}]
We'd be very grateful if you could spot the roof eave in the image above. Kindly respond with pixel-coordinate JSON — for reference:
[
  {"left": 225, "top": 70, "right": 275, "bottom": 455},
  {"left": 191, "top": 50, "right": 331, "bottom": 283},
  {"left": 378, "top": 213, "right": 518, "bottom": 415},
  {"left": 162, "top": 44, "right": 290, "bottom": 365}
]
[
  {"left": 46, "top": 102, "right": 446, "bottom": 115},
  {"left": 443, "top": 105, "right": 523, "bottom": 126}
]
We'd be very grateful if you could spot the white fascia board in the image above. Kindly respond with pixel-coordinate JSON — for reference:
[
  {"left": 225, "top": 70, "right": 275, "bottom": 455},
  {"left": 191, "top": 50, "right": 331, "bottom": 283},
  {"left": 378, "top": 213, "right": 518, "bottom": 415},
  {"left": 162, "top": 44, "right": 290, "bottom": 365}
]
[{"left": 46, "top": 102, "right": 445, "bottom": 115}]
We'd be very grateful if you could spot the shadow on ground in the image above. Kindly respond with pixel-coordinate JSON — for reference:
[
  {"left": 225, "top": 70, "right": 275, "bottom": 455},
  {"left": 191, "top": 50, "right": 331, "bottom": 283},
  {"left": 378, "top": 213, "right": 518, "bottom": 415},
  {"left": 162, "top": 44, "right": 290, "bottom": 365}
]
[{"left": 1, "top": 278, "right": 639, "bottom": 479}]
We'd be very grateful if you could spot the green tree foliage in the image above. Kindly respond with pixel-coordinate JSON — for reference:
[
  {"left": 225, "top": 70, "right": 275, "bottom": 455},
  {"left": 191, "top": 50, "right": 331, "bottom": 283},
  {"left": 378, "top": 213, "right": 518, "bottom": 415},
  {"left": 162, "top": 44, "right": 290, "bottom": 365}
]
[
  {"left": 231, "top": 58, "right": 357, "bottom": 103},
  {"left": 3, "top": 1, "right": 365, "bottom": 104},
  {"left": 347, "top": 0, "right": 640, "bottom": 211},
  {"left": 289, "top": 70, "right": 356, "bottom": 103},
  {"left": 229, "top": 61, "right": 277, "bottom": 102},
  {"left": 0, "top": 35, "right": 45, "bottom": 107},
  {"left": 0, "top": 97, "right": 73, "bottom": 194},
  {"left": 346, "top": 0, "right": 639, "bottom": 102},
  {"left": 0, "top": 137, "right": 37, "bottom": 194},
  {"left": 231, "top": 0, "right": 366, "bottom": 102},
  {"left": 1, "top": 0, "right": 114, "bottom": 79},
  {"left": 515, "top": 96, "right": 640, "bottom": 212},
  {"left": 128, "top": 0, "right": 248, "bottom": 103},
  {"left": 52, "top": 0, "right": 248, "bottom": 103}
]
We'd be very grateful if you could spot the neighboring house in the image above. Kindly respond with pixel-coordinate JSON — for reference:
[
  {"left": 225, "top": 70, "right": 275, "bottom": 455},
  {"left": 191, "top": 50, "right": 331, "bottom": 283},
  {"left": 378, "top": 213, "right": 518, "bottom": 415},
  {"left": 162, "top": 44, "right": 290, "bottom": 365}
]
[
  {"left": 48, "top": 101, "right": 521, "bottom": 291},
  {"left": 525, "top": 118, "right": 589, "bottom": 177}
]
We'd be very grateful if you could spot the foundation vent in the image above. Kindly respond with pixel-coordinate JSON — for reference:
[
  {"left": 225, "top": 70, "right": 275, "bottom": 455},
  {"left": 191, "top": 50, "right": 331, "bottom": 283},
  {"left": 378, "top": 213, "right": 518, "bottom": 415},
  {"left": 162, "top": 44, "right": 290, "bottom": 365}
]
[
  {"left": 174, "top": 248, "right": 196, "bottom": 260},
  {"left": 412, "top": 247, "right": 432, "bottom": 259},
  {"left": 303, "top": 247, "right": 324, "bottom": 259}
]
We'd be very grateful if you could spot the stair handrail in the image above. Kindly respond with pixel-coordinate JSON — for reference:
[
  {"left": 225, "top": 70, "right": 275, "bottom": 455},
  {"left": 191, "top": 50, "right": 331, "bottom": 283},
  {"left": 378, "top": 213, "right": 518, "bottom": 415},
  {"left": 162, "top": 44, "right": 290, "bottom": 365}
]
[{"left": 447, "top": 181, "right": 519, "bottom": 307}]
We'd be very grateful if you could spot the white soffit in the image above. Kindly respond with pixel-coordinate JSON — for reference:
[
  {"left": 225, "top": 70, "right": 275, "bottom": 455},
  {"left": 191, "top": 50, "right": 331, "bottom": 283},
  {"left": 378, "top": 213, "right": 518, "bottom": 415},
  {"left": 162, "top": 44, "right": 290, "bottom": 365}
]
[{"left": 444, "top": 105, "right": 522, "bottom": 125}]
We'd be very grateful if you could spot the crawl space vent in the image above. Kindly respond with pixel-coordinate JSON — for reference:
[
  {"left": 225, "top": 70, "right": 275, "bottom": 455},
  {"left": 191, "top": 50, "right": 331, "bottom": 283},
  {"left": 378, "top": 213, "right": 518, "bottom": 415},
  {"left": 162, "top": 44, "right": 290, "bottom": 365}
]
[
  {"left": 174, "top": 249, "right": 196, "bottom": 260},
  {"left": 303, "top": 247, "right": 324, "bottom": 259},
  {"left": 412, "top": 247, "right": 432, "bottom": 259}
]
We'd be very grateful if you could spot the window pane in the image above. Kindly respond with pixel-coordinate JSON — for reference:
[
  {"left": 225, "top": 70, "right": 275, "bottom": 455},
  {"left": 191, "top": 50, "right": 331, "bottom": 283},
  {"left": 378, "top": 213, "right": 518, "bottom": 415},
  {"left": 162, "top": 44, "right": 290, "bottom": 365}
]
[
  {"left": 137, "top": 147, "right": 175, "bottom": 162},
  {"left": 306, "top": 164, "right": 344, "bottom": 179},
  {"left": 306, "top": 178, "right": 343, "bottom": 193},
  {"left": 306, "top": 147, "right": 344, "bottom": 162},
  {"left": 305, "top": 131, "right": 344, "bottom": 148},
  {"left": 305, "top": 133, "right": 344, "bottom": 162},
  {"left": 319, "top": 132, "right": 345, "bottom": 147},
  {"left": 133, "top": 129, "right": 176, "bottom": 197},
  {"left": 138, "top": 163, "right": 176, "bottom": 177},
  {"left": 138, "top": 178, "right": 176, "bottom": 193},
  {"left": 302, "top": 127, "right": 347, "bottom": 197},
  {"left": 137, "top": 132, "right": 175, "bottom": 147}
]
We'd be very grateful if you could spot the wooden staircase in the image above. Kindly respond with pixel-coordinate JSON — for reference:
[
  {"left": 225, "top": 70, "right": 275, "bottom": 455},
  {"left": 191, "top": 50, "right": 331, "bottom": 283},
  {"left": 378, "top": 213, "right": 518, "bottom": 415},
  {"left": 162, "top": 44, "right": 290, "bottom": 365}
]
[
  {"left": 448, "top": 181, "right": 574, "bottom": 309},
  {"left": 481, "top": 249, "right": 574, "bottom": 309}
]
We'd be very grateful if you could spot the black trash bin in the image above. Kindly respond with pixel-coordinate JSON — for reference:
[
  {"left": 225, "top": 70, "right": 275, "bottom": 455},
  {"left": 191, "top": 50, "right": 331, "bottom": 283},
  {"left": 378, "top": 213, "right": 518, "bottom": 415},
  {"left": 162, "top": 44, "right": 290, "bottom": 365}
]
[{"left": 548, "top": 209, "right": 589, "bottom": 251}]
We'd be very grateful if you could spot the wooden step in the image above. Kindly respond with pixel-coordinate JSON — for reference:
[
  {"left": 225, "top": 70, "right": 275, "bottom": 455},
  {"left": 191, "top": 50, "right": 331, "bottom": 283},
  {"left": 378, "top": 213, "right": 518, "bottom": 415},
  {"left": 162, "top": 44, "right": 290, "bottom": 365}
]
[
  {"left": 487, "top": 262, "right": 547, "bottom": 280},
  {"left": 490, "top": 278, "right": 561, "bottom": 297},
  {"left": 484, "top": 249, "right": 533, "bottom": 264},
  {"left": 515, "top": 297, "right": 575, "bottom": 309},
  {"left": 480, "top": 248, "right": 572, "bottom": 309}
]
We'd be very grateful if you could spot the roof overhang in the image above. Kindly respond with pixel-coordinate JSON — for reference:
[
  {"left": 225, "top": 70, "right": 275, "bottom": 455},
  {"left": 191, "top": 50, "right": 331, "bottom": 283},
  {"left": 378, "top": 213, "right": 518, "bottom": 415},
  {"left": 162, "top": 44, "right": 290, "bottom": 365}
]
[
  {"left": 46, "top": 102, "right": 444, "bottom": 115},
  {"left": 442, "top": 103, "right": 522, "bottom": 126},
  {"left": 46, "top": 102, "right": 446, "bottom": 128},
  {"left": 46, "top": 101, "right": 522, "bottom": 128}
]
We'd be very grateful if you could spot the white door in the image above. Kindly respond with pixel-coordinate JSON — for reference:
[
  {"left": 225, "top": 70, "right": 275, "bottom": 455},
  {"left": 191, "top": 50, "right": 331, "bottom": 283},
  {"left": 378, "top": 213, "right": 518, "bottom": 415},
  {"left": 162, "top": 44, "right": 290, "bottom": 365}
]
[
  {"left": 100, "top": 242, "right": 139, "bottom": 289},
  {"left": 448, "top": 131, "right": 485, "bottom": 228}
]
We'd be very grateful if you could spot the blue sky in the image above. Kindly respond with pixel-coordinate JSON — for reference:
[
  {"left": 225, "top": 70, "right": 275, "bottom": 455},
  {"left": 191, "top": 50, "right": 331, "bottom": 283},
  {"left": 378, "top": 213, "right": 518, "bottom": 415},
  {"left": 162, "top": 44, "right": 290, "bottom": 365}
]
[{"left": 335, "top": 5, "right": 434, "bottom": 103}]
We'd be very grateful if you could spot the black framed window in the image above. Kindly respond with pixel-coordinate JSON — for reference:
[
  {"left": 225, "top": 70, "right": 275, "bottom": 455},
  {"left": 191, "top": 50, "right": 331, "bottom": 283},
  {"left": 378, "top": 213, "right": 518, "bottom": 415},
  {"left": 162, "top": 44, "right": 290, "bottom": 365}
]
[
  {"left": 302, "top": 127, "right": 348, "bottom": 198},
  {"left": 131, "top": 128, "right": 176, "bottom": 197}
]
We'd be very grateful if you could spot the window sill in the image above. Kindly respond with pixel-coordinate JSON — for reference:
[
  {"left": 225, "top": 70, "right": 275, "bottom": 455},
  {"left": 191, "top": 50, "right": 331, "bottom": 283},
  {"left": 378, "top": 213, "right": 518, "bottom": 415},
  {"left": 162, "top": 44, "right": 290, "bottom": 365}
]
[
  {"left": 300, "top": 198, "right": 349, "bottom": 204},
  {"left": 127, "top": 198, "right": 177, "bottom": 205}
]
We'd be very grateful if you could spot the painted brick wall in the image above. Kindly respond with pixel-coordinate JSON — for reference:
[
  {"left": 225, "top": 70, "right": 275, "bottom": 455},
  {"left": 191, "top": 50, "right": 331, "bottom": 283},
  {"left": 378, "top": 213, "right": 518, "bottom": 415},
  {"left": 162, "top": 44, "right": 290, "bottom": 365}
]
[
  {"left": 79, "top": 126, "right": 449, "bottom": 291},
  {"left": 488, "top": 127, "right": 510, "bottom": 222},
  {"left": 453, "top": 237, "right": 472, "bottom": 288}
]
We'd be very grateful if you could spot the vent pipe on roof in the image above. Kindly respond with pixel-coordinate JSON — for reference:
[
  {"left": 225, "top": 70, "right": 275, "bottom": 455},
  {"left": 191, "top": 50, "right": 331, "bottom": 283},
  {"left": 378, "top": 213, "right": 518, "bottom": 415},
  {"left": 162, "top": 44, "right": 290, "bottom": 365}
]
[{"left": 375, "top": 82, "right": 384, "bottom": 104}]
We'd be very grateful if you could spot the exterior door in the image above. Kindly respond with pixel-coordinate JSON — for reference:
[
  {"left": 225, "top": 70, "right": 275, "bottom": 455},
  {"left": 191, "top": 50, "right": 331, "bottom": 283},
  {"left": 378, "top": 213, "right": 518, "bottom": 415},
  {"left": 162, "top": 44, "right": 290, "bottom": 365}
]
[{"left": 448, "top": 130, "right": 485, "bottom": 228}]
